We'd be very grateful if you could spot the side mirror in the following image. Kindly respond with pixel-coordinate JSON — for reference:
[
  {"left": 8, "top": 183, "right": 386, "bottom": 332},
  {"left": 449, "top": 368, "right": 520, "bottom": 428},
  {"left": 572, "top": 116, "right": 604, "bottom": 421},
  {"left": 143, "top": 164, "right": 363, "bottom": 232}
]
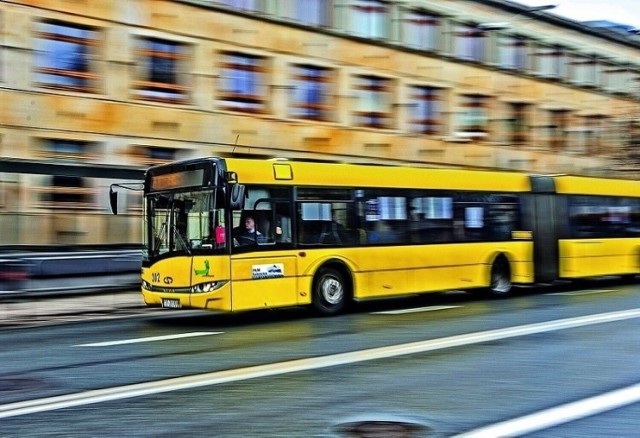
[
  {"left": 229, "top": 184, "right": 246, "bottom": 210},
  {"left": 109, "top": 186, "right": 118, "bottom": 215}
]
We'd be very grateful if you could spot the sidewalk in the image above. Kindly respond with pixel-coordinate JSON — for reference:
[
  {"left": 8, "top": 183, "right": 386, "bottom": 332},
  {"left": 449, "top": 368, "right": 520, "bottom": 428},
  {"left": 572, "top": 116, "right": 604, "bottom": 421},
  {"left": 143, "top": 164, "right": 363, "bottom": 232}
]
[{"left": 0, "top": 290, "right": 148, "bottom": 327}]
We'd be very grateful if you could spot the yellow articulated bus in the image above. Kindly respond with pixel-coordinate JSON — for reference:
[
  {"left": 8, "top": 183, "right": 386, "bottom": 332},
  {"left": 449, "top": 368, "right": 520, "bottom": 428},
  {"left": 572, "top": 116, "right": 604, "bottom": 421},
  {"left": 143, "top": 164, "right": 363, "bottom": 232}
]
[{"left": 109, "top": 157, "right": 640, "bottom": 315}]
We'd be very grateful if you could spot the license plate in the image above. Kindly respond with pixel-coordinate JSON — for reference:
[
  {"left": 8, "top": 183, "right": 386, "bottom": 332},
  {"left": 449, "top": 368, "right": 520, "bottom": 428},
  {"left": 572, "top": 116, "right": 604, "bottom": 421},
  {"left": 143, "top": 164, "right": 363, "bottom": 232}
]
[{"left": 162, "top": 298, "right": 181, "bottom": 309}]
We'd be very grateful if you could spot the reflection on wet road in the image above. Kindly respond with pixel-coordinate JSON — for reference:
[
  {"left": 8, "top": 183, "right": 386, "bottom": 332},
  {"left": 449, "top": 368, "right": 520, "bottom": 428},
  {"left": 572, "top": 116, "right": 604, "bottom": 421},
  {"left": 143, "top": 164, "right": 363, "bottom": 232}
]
[{"left": 1, "top": 282, "right": 639, "bottom": 436}]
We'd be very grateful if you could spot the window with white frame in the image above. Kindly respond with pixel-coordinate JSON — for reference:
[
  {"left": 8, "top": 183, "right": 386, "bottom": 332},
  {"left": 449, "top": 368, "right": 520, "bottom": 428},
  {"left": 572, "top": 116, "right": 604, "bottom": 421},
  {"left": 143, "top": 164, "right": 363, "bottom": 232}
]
[
  {"left": 602, "top": 62, "right": 630, "bottom": 94},
  {"left": 218, "top": 52, "right": 268, "bottom": 113},
  {"left": 535, "top": 44, "right": 567, "bottom": 79},
  {"left": 402, "top": 9, "right": 440, "bottom": 51},
  {"left": 498, "top": 35, "right": 529, "bottom": 71},
  {"left": 281, "top": 0, "right": 332, "bottom": 27},
  {"left": 134, "top": 37, "right": 190, "bottom": 103},
  {"left": 602, "top": 63, "right": 640, "bottom": 94},
  {"left": 353, "top": 75, "right": 393, "bottom": 129},
  {"left": 570, "top": 53, "right": 597, "bottom": 86},
  {"left": 34, "top": 20, "right": 99, "bottom": 92},
  {"left": 290, "top": 64, "right": 333, "bottom": 121},
  {"left": 458, "top": 94, "right": 490, "bottom": 138},
  {"left": 349, "top": 0, "right": 389, "bottom": 39},
  {"left": 408, "top": 86, "right": 442, "bottom": 135},
  {"left": 454, "top": 25, "right": 486, "bottom": 62}
]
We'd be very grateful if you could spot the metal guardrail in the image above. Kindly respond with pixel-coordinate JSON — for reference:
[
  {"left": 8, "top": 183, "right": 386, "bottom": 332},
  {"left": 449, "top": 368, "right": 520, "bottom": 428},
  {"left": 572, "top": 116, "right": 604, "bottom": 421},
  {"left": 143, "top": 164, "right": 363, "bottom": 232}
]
[{"left": 0, "top": 250, "right": 141, "bottom": 299}]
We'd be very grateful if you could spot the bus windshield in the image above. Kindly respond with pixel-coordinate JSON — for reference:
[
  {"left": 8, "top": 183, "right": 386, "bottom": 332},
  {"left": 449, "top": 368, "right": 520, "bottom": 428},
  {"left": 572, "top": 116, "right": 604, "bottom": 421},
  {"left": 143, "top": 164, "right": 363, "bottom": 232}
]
[{"left": 144, "top": 189, "right": 226, "bottom": 259}]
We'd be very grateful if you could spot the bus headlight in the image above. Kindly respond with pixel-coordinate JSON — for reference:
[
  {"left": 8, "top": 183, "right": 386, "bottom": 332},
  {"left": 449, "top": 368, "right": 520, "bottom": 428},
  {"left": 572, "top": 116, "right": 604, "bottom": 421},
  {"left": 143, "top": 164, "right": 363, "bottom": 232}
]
[
  {"left": 191, "top": 281, "right": 226, "bottom": 293},
  {"left": 142, "top": 280, "right": 151, "bottom": 290}
]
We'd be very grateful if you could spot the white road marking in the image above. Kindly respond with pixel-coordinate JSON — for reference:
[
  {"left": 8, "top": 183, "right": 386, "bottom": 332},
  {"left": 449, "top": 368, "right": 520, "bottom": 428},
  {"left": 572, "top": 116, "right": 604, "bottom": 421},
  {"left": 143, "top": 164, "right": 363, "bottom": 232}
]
[
  {"left": 2, "top": 308, "right": 639, "bottom": 419},
  {"left": 548, "top": 289, "right": 618, "bottom": 296},
  {"left": 456, "top": 382, "right": 640, "bottom": 437},
  {"left": 373, "top": 305, "right": 461, "bottom": 315},
  {"left": 75, "top": 332, "right": 223, "bottom": 347}
]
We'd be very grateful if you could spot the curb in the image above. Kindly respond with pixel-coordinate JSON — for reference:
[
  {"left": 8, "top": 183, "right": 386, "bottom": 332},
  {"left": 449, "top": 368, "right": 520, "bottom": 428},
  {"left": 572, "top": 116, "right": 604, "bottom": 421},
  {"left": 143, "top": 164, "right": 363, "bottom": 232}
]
[{"left": 0, "top": 290, "right": 146, "bottom": 327}]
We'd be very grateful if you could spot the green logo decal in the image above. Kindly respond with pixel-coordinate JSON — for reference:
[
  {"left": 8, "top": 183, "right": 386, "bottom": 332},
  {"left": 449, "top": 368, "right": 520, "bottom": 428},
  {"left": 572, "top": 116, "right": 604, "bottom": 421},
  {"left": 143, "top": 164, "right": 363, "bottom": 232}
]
[{"left": 194, "top": 259, "right": 210, "bottom": 276}]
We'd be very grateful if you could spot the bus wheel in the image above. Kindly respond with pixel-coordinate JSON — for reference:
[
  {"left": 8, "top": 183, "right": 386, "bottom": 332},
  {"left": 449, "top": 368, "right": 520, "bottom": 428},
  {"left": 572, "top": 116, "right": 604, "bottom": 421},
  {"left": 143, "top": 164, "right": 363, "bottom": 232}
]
[
  {"left": 312, "top": 267, "right": 348, "bottom": 315},
  {"left": 487, "top": 256, "right": 512, "bottom": 297}
]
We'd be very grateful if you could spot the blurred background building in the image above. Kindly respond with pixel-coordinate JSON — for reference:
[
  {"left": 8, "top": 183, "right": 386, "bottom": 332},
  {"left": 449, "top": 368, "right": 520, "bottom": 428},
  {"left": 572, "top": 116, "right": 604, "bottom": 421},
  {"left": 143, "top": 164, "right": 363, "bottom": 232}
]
[{"left": 1, "top": 0, "right": 640, "bottom": 247}]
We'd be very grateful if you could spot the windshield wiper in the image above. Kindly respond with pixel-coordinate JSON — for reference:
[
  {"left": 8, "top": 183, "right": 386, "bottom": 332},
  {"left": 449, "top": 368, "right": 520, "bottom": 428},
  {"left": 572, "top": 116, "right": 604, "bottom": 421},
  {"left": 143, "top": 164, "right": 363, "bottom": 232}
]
[
  {"left": 172, "top": 223, "right": 191, "bottom": 255},
  {"left": 150, "top": 221, "right": 167, "bottom": 257}
]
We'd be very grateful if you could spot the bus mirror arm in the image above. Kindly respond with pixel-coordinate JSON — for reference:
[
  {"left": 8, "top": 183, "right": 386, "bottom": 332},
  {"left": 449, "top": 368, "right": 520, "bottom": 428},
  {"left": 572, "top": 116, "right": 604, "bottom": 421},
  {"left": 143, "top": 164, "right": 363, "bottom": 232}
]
[
  {"left": 109, "top": 186, "right": 118, "bottom": 215},
  {"left": 225, "top": 171, "right": 239, "bottom": 183},
  {"left": 108, "top": 182, "right": 144, "bottom": 215}
]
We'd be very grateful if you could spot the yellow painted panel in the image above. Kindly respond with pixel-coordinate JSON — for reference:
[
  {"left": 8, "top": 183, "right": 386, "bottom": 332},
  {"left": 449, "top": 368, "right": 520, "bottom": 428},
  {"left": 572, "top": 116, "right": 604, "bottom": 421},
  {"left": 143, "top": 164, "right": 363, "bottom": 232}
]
[
  {"left": 297, "top": 242, "right": 533, "bottom": 299},
  {"left": 554, "top": 176, "right": 640, "bottom": 197},
  {"left": 142, "top": 255, "right": 232, "bottom": 310},
  {"left": 190, "top": 285, "right": 233, "bottom": 312},
  {"left": 230, "top": 254, "right": 299, "bottom": 311},
  {"left": 559, "top": 238, "right": 640, "bottom": 278},
  {"left": 142, "top": 257, "right": 192, "bottom": 288},
  {"left": 225, "top": 158, "right": 531, "bottom": 192},
  {"left": 142, "top": 242, "right": 534, "bottom": 310},
  {"left": 273, "top": 163, "right": 293, "bottom": 180}
]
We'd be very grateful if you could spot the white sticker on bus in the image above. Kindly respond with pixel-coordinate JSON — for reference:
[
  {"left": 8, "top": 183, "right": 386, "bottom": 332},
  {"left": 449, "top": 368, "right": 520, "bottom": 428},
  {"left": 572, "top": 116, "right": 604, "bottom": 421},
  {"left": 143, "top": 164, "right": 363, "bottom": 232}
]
[{"left": 252, "top": 263, "right": 284, "bottom": 279}]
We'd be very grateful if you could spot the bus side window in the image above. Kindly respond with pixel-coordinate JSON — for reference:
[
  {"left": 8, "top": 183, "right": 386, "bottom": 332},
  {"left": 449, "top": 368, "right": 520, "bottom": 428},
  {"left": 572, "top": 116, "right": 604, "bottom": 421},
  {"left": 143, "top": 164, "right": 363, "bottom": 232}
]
[
  {"left": 253, "top": 210, "right": 273, "bottom": 244},
  {"left": 233, "top": 209, "right": 273, "bottom": 245},
  {"left": 272, "top": 201, "right": 292, "bottom": 244},
  {"left": 276, "top": 214, "right": 292, "bottom": 243},
  {"left": 233, "top": 210, "right": 271, "bottom": 246}
]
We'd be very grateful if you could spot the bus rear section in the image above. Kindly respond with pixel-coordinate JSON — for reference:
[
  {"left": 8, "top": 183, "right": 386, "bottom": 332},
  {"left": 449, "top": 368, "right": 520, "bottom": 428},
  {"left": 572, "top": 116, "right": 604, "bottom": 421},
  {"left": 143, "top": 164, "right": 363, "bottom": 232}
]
[{"left": 530, "top": 175, "right": 640, "bottom": 283}]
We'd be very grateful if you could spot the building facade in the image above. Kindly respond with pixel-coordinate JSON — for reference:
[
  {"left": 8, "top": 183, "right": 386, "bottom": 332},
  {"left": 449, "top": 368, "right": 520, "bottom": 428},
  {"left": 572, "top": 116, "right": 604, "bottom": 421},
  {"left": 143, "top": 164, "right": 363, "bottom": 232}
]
[{"left": 1, "top": 0, "right": 640, "bottom": 245}]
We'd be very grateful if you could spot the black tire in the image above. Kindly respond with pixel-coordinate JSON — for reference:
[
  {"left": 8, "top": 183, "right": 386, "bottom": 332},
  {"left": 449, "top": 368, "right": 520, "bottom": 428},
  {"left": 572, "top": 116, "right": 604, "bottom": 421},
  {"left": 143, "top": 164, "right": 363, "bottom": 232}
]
[
  {"left": 486, "top": 256, "right": 512, "bottom": 297},
  {"left": 312, "top": 267, "right": 348, "bottom": 315}
]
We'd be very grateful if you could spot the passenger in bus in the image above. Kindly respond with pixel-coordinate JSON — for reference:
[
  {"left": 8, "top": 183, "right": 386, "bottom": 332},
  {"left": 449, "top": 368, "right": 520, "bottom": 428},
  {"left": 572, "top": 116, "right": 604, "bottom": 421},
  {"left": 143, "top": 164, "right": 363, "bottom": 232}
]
[
  {"left": 320, "top": 210, "right": 349, "bottom": 244},
  {"left": 234, "top": 215, "right": 262, "bottom": 246}
]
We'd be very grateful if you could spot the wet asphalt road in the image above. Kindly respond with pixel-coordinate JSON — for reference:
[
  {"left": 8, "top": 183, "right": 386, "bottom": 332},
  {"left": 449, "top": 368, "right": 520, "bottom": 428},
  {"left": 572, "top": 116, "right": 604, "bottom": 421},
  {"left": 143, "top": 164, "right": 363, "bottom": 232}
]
[{"left": 0, "top": 281, "right": 639, "bottom": 437}]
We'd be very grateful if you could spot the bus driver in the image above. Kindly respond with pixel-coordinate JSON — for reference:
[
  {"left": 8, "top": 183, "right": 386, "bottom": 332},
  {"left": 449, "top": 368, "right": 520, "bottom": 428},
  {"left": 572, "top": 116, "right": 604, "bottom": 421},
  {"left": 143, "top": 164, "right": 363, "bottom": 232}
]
[{"left": 234, "top": 215, "right": 262, "bottom": 245}]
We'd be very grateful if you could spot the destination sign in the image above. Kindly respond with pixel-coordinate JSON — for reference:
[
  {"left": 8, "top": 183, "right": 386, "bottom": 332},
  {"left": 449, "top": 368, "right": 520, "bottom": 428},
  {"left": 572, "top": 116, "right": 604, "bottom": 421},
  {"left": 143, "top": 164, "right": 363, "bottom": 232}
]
[{"left": 150, "top": 169, "right": 205, "bottom": 191}]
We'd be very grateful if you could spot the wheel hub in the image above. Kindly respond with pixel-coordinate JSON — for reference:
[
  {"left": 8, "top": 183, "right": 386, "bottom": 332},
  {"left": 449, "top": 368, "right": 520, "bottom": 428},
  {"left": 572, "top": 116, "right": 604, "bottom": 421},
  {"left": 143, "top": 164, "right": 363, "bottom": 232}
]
[{"left": 323, "top": 278, "right": 343, "bottom": 304}]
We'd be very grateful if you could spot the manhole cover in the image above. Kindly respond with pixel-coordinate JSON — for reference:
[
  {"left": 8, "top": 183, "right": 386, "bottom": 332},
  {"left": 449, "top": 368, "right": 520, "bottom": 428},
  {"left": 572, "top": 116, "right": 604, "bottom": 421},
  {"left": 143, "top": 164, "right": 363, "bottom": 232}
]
[{"left": 333, "top": 415, "right": 433, "bottom": 437}]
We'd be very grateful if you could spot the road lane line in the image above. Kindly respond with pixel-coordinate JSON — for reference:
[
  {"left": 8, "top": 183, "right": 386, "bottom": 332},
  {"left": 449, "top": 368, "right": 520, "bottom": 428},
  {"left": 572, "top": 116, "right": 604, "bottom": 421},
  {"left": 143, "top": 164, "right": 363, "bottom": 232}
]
[
  {"left": 456, "top": 382, "right": 640, "bottom": 437},
  {"left": 548, "top": 289, "right": 618, "bottom": 296},
  {"left": 2, "top": 308, "right": 640, "bottom": 419},
  {"left": 373, "top": 305, "right": 461, "bottom": 315},
  {"left": 75, "top": 332, "right": 223, "bottom": 347}
]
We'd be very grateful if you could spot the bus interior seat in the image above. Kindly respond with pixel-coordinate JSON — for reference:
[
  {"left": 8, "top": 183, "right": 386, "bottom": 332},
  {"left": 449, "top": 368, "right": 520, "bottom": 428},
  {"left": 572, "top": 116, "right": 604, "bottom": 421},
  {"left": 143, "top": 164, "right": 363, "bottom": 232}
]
[{"left": 252, "top": 210, "right": 273, "bottom": 243}]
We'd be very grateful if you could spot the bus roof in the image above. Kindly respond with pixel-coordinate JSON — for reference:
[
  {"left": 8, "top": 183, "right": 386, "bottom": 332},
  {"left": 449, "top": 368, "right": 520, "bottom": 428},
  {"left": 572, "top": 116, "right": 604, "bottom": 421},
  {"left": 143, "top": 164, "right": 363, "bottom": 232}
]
[
  {"left": 553, "top": 175, "right": 640, "bottom": 197},
  {"left": 224, "top": 158, "right": 531, "bottom": 192}
]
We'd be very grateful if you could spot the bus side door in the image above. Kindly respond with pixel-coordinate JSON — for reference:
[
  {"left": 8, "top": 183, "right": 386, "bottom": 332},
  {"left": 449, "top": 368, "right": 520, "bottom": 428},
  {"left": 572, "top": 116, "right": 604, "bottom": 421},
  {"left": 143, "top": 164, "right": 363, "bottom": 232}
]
[
  {"left": 230, "top": 254, "right": 298, "bottom": 311},
  {"left": 230, "top": 204, "right": 298, "bottom": 311}
]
